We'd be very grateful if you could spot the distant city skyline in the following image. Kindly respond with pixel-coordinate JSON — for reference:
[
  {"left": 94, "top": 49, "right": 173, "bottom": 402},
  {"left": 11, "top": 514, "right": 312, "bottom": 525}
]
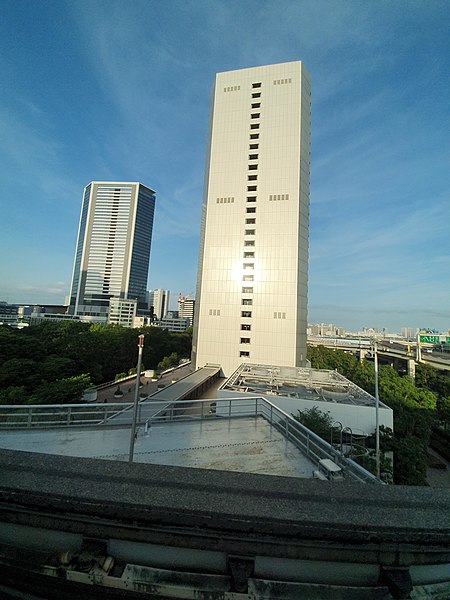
[{"left": 0, "top": 1, "right": 449, "bottom": 332}]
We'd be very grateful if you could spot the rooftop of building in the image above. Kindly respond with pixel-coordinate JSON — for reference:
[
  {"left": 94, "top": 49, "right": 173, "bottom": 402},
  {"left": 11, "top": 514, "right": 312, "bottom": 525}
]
[{"left": 222, "top": 363, "right": 390, "bottom": 409}]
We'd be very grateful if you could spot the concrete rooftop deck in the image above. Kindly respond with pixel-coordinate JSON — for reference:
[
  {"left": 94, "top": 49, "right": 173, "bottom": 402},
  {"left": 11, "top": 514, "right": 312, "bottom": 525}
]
[{"left": 0, "top": 416, "right": 317, "bottom": 478}]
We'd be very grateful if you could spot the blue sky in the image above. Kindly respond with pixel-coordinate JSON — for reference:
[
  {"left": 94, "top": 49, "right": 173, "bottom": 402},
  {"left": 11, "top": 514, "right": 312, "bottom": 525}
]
[{"left": 0, "top": 0, "right": 448, "bottom": 332}]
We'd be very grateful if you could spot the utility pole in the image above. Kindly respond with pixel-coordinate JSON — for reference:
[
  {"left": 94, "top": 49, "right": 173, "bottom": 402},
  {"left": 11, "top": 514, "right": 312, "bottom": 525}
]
[
  {"left": 129, "top": 334, "right": 144, "bottom": 463},
  {"left": 374, "top": 337, "right": 380, "bottom": 479}
]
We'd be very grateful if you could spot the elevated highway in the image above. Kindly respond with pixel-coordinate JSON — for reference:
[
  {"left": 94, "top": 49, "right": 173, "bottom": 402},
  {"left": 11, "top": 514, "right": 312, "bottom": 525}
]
[{"left": 308, "top": 336, "right": 450, "bottom": 375}]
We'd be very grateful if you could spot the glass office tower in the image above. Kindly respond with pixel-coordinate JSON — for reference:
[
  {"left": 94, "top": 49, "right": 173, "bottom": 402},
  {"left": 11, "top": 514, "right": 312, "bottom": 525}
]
[
  {"left": 192, "top": 62, "right": 311, "bottom": 376},
  {"left": 68, "top": 182, "right": 155, "bottom": 322}
]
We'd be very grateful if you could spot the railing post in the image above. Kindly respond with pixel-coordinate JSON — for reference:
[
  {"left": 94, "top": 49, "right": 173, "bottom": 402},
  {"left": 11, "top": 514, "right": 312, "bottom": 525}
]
[
  {"left": 66, "top": 407, "right": 71, "bottom": 426},
  {"left": 255, "top": 397, "right": 258, "bottom": 417},
  {"left": 270, "top": 403, "right": 273, "bottom": 426},
  {"left": 201, "top": 401, "right": 204, "bottom": 421},
  {"left": 229, "top": 400, "right": 232, "bottom": 418},
  {"left": 27, "top": 408, "right": 33, "bottom": 428}
]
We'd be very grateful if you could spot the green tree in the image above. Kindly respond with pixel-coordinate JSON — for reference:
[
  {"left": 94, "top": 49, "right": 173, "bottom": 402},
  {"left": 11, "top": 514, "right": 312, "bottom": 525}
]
[
  {"left": 157, "top": 352, "right": 180, "bottom": 372},
  {"left": 293, "top": 406, "right": 340, "bottom": 443},
  {"left": 0, "top": 385, "right": 29, "bottom": 405},
  {"left": 30, "top": 374, "right": 91, "bottom": 405}
]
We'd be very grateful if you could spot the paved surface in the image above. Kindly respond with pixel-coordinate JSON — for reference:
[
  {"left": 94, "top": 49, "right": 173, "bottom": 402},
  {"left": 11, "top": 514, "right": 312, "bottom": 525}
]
[
  {"left": 96, "top": 363, "right": 194, "bottom": 404},
  {"left": 0, "top": 416, "right": 317, "bottom": 478}
]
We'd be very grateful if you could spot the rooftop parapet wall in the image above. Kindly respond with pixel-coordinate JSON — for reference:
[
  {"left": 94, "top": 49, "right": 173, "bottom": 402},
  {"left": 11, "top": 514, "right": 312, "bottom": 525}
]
[{"left": 0, "top": 449, "right": 449, "bottom": 598}]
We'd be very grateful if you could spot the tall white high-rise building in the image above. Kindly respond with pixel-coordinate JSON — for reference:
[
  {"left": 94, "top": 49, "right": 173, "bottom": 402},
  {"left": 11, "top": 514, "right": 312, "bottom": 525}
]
[
  {"left": 149, "top": 289, "right": 170, "bottom": 321},
  {"left": 192, "top": 61, "right": 311, "bottom": 376},
  {"left": 178, "top": 295, "right": 195, "bottom": 327},
  {"left": 68, "top": 182, "right": 155, "bottom": 322}
]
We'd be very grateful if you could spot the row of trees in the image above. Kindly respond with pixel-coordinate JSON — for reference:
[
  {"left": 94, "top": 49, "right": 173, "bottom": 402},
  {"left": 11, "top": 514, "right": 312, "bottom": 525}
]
[
  {"left": 0, "top": 322, "right": 192, "bottom": 405},
  {"left": 307, "top": 345, "right": 450, "bottom": 485}
]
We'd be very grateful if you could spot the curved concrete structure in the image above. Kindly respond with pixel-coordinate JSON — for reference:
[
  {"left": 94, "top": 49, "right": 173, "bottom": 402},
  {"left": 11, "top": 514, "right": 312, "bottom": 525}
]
[{"left": 0, "top": 449, "right": 449, "bottom": 598}]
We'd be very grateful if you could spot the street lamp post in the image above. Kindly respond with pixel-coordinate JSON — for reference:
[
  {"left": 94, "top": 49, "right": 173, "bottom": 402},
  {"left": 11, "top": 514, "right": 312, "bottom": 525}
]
[
  {"left": 129, "top": 334, "right": 144, "bottom": 463},
  {"left": 373, "top": 337, "right": 380, "bottom": 479}
]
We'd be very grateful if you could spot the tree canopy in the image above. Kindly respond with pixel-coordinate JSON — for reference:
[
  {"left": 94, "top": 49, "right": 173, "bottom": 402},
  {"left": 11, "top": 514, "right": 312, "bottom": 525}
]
[{"left": 0, "top": 322, "right": 192, "bottom": 405}]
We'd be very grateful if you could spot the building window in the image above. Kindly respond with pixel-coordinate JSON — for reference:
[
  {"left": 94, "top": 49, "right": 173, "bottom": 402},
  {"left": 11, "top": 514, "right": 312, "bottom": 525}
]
[
  {"left": 274, "top": 312, "right": 286, "bottom": 319},
  {"left": 250, "top": 123, "right": 260, "bottom": 130},
  {"left": 240, "top": 338, "right": 251, "bottom": 344},
  {"left": 251, "top": 103, "right": 261, "bottom": 109},
  {"left": 252, "top": 92, "right": 261, "bottom": 98},
  {"left": 247, "top": 196, "right": 256, "bottom": 202},
  {"left": 243, "top": 275, "right": 254, "bottom": 281},
  {"left": 241, "top": 324, "right": 251, "bottom": 331},
  {"left": 248, "top": 164, "right": 258, "bottom": 170},
  {"left": 240, "top": 351, "right": 250, "bottom": 357},
  {"left": 249, "top": 154, "right": 258, "bottom": 160},
  {"left": 246, "top": 218, "right": 255, "bottom": 224},
  {"left": 243, "top": 262, "right": 254, "bottom": 269},
  {"left": 250, "top": 133, "right": 259, "bottom": 140},
  {"left": 241, "top": 311, "right": 252, "bottom": 318},
  {"left": 242, "top": 287, "right": 253, "bottom": 293},
  {"left": 251, "top": 113, "right": 260, "bottom": 119},
  {"left": 269, "top": 194, "right": 290, "bottom": 201},
  {"left": 242, "top": 299, "right": 253, "bottom": 306},
  {"left": 245, "top": 229, "right": 255, "bottom": 235},
  {"left": 246, "top": 207, "right": 256, "bottom": 213},
  {"left": 244, "top": 241, "right": 255, "bottom": 247},
  {"left": 243, "top": 252, "right": 255, "bottom": 258},
  {"left": 247, "top": 185, "right": 257, "bottom": 192},
  {"left": 252, "top": 82, "right": 262, "bottom": 88},
  {"left": 248, "top": 175, "right": 257, "bottom": 181},
  {"left": 249, "top": 143, "right": 259, "bottom": 150}
]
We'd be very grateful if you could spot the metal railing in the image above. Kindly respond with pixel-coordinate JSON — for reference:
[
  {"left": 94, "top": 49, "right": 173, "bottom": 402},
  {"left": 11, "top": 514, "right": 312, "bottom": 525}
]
[{"left": 0, "top": 396, "right": 380, "bottom": 484}]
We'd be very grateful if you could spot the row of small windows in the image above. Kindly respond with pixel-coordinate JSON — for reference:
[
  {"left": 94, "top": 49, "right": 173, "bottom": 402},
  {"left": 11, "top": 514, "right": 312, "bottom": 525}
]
[
  {"left": 209, "top": 194, "right": 293, "bottom": 205},
  {"left": 274, "top": 312, "right": 286, "bottom": 319},
  {"left": 273, "top": 78, "right": 292, "bottom": 85},
  {"left": 240, "top": 84, "right": 260, "bottom": 350},
  {"left": 209, "top": 309, "right": 221, "bottom": 316},
  {"left": 269, "top": 194, "right": 290, "bottom": 201},
  {"left": 224, "top": 85, "right": 240, "bottom": 92}
]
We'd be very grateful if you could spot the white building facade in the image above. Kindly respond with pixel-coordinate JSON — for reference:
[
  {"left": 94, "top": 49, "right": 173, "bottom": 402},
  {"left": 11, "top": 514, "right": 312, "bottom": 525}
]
[
  {"left": 193, "top": 61, "right": 311, "bottom": 376},
  {"left": 68, "top": 182, "right": 155, "bottom": 322},
  {"left": 149, "top": 289, "right": 170, "bottom": 321}
]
